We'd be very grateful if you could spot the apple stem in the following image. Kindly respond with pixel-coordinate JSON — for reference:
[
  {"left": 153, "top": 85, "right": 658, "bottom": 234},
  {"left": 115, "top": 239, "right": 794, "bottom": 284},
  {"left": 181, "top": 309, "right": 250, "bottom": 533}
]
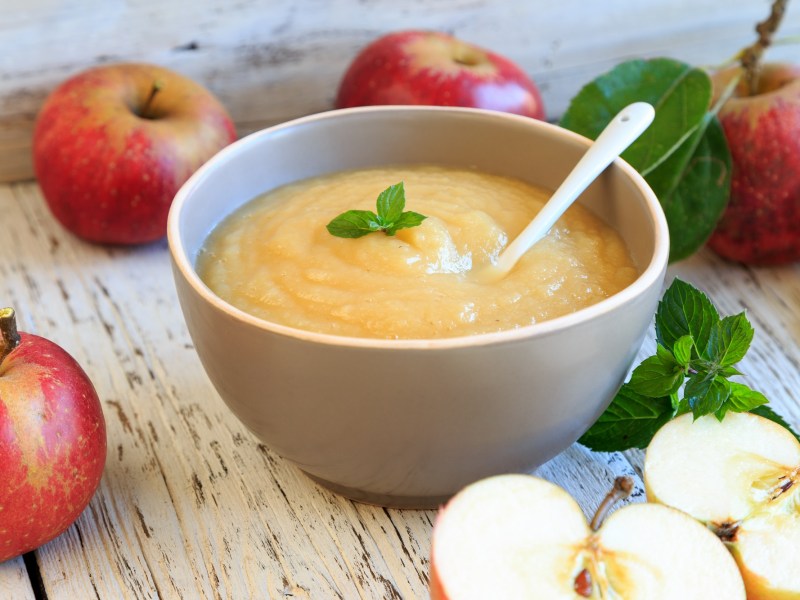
[
  {"left": 739, "top": 0, "right": 788, "bottom": 95},
  {"left": 0, "top": 307, "right": 21, "bottom": 364},
  {"left": 139, "top": 80, "right": 164, "bottom": 120},
  {"left": 452, "top": 44, "right": 482, "bottom": 67},
  {"left": 589, "top": 476, "right": 633, "bottom": 531}
]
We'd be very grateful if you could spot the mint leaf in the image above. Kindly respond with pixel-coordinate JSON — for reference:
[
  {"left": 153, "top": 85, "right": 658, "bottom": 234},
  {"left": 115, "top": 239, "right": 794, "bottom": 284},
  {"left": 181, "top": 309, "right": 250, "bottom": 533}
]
[
  {"left": 726, "top": 382, "right": 768, "bottom": 413},
  {"left": 685, "top": 372, "right": 731, "bottom": 417},
  {"left": 581, "top": 278, "right": 798, "bottom": 450},
  {"left": 751, "top": 405, "right": 800, "bottom": 443},
  {"left": 326, "top": 210, "right": 380, "bottom": 238},
  {"left": 719, "top": 365, "right": 744, "bottom": 377},
  {"left": 386, "top": 211, "right": 427, "bottom": 235},
  {"left": 376, "top": 182, "right": 406, "bottom": 223},
  {"left": 327, "top": 182, "right": 427, "bottom": 239},
  {"left": 705, "top": 313, "right": 754, "bottom": 368},
  {"left": 655, "top": 279, "right": 718, "bottom": 357},
  {"left": 578, "top": 386, "right": 674, "bottom": 451},
  {"left": 672, "top": 335, "right": 694, "bottom": 366},
  {"left": 627, "top": 349, "right": 684, "bottom": 397}
]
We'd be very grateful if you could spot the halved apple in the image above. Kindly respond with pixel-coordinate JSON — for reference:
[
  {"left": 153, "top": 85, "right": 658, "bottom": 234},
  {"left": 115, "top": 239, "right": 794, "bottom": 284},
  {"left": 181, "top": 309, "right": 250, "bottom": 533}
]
[
  {"left": 429, "top": 474, "right": 745, "bottom": 599},
  {"left": 645, "top": 411, "right": 800, "bottom": 599}
]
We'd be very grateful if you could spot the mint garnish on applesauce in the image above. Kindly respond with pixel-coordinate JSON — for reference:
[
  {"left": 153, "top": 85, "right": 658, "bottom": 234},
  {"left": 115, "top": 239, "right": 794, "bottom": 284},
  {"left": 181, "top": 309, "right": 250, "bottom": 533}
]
[{"left": 326, "top": 182, "right": 427, "bottom": 238}]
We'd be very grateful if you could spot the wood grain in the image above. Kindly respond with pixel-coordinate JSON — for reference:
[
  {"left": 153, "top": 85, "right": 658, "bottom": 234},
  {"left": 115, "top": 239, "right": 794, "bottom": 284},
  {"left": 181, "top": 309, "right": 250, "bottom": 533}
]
[
  {"left": 2, "top": 0, "right": 800, "bottom": 182},
  {"left": 2, "top": 4, "right": 800, "bottom": 596},
  {"left": 1, "top": 177, "right": 798, "bottom": 598},
  {"left": 0, "top": 555, "right": 35, "bottom": 600}
]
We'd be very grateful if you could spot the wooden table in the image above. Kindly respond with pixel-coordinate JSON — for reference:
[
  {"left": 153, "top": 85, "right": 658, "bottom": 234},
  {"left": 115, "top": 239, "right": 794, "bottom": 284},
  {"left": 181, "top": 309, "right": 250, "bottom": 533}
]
[{"left": 2, "top": 180, "right": 798, "bottom": 599}]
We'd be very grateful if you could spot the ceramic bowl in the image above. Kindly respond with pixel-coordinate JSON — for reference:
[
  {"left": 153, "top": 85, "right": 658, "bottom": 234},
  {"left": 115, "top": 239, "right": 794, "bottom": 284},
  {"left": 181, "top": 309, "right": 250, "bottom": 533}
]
[{"left": 168, "top": 106, "right": 669, "bottom": 508}]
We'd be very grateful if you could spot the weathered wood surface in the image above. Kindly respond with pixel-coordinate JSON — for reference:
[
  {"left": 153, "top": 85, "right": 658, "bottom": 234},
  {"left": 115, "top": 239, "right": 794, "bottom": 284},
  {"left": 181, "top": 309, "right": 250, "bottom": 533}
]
[
  {"left": 2, "top": 0, "right": 800, "bottom": 182},
  {"left": 1, "top": 177, "right": 799, "bottom": 598}
]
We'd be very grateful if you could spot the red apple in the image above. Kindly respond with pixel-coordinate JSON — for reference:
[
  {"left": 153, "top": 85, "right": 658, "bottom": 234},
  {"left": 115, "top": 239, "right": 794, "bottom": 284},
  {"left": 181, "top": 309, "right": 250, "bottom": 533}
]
[
  {"left": 0, "top": 308, "right": 106, "bottom": 562},
  {"left": 32, "top": 63, "right": 237, "bottom": 245},
  {"left": 707, "top": 63, "right": 800, "bottom": 264},
  {"left": 335, "top": 30, "right": 545, "bottom": 119}
]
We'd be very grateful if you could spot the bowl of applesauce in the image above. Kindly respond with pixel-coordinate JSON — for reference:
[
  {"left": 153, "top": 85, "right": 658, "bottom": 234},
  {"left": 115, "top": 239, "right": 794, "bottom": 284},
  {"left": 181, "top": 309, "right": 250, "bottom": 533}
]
[{"left": 168, "top": 106, "right": 669, "bottom": 508}]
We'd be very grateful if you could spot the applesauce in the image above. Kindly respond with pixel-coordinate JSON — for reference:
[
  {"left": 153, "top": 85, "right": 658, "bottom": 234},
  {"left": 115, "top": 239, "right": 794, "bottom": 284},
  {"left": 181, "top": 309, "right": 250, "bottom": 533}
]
[{"left": 196, "top": 165, "right": 637, "bottom": 339}]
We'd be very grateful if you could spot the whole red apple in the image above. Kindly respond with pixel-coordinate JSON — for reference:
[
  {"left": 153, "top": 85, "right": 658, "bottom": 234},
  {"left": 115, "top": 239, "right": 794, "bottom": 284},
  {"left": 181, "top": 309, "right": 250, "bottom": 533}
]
[
  {"left": 707, "top": 63, "right": 800, "bottom": 264},
  {"left": 33, "top": 63, "right": 237, "bottom": 245},
  {"left": 0, "top": 308, "right": 106, "bottom": 562},
  {"left": 335, "top": 30, "right": 545, "bottom": 119}
]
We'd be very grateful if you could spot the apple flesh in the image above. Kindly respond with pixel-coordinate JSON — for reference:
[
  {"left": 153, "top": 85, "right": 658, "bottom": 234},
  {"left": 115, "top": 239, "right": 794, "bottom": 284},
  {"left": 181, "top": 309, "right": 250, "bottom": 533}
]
[
  {"left": 33, "top": 63, "right": 237, "bottom": 245},
  {"left": 430, "top": 474, "right": 745, "bottom": 599},
  {"left": 645, "top": 411, "right": 800, "bottom": 599},
  {"left": 0, "top": 308, "right": 106, "bottom": 562},
  {"left": 335, "top": 30, "right": 545, "bottom": 119},
  {"left": 707, "top": 63, "right": 800, "bottom": 264}
]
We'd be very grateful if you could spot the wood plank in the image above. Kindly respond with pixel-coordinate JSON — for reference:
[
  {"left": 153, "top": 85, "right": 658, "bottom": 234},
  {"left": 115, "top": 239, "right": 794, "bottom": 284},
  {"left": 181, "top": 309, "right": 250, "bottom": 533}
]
[
  {"left": 1, "top": 150, "right": 800, "bottom": 597},
  {"left": 2, "top": 181, "right": 447, "bottom": 598},
  {"left": 3, "top": 0, "right": 799, "bottom": 182},
  {"left": 0, "top": 177, "right": 650, "bottom": 597},
  {"left": 0, "top": 556, "right": 36, "bottom": 600}
]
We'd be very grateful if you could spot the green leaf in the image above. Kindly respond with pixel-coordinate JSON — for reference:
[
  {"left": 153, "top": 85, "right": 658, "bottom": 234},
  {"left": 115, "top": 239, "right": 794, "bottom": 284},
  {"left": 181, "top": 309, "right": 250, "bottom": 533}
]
[
  {"left": 579, "top": 385, "right": 674, "bottom": 451},
  {"left": 685, "top": 372, "right": 731, "bottom": 417},
  {"left": 751, "top": 405, "right": 800, "bottom": 443},
  {"left": 385, "top": 211, "right": 427, "bottom": 235},
  {"left": 326, "top": 210, "right": 380, "bottom": 238},
  {"left": 706, "top": 313, "right": 754, "bottom": 368},
  {"left": 719, "top": 365, "right": 744, "bottom": 377},
  {"left": 672, "top": 335, "right": 694, "bottom": 367},
  {"left": 582, "top": 277, "right": 779, "bottom": 451},
  {"left": 655, "top": 279, "right": 719, "bottom": 356},
  {"left": 627, "top": 350, "right": 684, "bottom": 397},
  {"left": 560, "top": 57, "right": 732, "bottom": 263},
  {"left": 726, "top": 382, "right": 769, "bottom": 412},
  {"left": 560, "top": 58, "right": 711, "bottom": 173},
  {"left": 376, "top": 182, "right": 406, "bottom": 223},
  {"left": 327, "top": 182, "right": 427, "bottom": 239},
  {"left": 645, "top": 115, "right": 731, "bottom": 261}
]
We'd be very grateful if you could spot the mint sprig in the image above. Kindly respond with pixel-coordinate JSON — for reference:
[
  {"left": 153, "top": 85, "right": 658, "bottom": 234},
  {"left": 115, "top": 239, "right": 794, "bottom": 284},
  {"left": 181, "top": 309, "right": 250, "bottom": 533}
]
[
  {"left": 579, "top": 278, "right": 800, "bottom": 452},
  {"left": 326, "top": 182, "right": 427, "bottom": 238}
]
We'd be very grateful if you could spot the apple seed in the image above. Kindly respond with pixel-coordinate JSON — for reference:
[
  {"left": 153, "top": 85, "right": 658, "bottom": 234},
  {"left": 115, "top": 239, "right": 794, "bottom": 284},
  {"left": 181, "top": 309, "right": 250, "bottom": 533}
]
[{"left": 573, "top": 568, "right": 593, "bottom": 597}]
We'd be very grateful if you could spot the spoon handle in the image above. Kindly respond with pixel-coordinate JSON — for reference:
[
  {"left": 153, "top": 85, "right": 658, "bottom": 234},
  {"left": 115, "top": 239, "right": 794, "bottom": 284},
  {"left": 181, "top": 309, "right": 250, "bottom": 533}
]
[{"left": 494, "top": 102, "right": 655, "bottom": 274}]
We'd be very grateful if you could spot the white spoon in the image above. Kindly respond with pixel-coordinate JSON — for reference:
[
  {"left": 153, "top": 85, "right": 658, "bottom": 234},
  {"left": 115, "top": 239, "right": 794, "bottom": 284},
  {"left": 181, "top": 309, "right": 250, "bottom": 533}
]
[{"left": 480, "top": 102, "right": 655, "bottom": 281}]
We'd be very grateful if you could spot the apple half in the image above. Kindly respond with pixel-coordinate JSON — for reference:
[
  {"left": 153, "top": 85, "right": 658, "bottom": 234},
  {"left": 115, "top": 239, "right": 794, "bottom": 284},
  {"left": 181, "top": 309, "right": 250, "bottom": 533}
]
[
  {"left": 645, "top": 411, "right": 800, "bottom": 599},
  {"left": 429, "top": 474, "right": 744, "bottom": 599}
]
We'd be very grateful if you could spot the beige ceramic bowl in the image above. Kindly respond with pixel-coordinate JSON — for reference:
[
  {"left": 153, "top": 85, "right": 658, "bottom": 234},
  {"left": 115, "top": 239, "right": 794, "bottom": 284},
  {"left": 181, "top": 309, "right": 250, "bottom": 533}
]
[{"left": 168, "top": 106, "right": 669, "bottom": 508}]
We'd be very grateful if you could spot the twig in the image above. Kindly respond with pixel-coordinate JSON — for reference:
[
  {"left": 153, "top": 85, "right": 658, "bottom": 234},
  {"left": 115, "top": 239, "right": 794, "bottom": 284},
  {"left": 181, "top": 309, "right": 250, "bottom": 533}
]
[{"left": 739, "top": 0, "right": 789, "bottom": 95}]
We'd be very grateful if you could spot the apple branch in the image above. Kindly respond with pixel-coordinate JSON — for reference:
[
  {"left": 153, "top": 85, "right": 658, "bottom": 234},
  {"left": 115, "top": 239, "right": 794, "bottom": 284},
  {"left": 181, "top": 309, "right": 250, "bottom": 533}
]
[
  {"left": 0, "top": 307, "right": 21, "bottom": 363},
  {"left": 589, "top": 476, "right": 634, "bottom": 531},
  {"left": 740, "top": 0, "right": 789, "bottom": 95}
]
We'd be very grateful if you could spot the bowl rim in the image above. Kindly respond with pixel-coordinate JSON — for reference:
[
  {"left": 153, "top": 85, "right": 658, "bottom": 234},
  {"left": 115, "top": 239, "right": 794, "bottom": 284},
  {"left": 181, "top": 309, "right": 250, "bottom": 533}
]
[{"left": 167, "top": 105, "right": 670, "bottom": 350}]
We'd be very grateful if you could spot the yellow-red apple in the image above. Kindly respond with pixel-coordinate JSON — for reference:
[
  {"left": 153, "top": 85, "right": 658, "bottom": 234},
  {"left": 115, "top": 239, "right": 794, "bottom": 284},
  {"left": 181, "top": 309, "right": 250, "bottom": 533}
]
[
  {"left": 33, "top": 63, "right": 237, "bottom": 245},
  {"left": 0, "top": 308, "right": 106, "bottom": 562},
  {"left": 707, "top": 63, "right": 800, "bottom": 264},
  {"left": 336, "top": 30, "right": 545, "bottom": 119}
]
